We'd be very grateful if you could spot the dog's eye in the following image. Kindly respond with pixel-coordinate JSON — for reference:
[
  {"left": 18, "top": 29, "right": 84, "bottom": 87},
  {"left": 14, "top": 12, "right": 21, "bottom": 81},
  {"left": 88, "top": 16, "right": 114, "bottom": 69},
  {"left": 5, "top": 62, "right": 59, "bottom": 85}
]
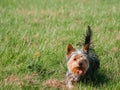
[
  {"left": 74, "top": 58, "right": 77, "bottom": 61},
  {"left": 80, "top": 55, "right": 83, "bottom": 57}
]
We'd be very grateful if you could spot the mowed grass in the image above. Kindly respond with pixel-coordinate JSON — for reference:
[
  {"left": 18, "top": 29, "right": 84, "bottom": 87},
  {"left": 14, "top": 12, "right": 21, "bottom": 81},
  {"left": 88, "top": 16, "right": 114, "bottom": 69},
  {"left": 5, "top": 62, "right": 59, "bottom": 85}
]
[{"left": 0, "top": 0, "right": 120, "bottom": 89}]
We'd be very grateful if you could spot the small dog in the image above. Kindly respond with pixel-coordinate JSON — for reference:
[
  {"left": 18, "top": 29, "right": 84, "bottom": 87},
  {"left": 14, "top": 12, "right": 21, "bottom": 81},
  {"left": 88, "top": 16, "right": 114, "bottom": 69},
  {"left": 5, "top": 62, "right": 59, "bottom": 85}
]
[{"left": 65, "top": 26, "right": 100, "bottom": 88}]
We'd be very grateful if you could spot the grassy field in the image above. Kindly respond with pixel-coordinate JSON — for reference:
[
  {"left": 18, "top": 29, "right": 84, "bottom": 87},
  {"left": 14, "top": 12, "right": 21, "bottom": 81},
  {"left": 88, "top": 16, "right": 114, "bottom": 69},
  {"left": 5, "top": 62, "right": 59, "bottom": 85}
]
[{"left": 0, "top": 0, "right": 120, "bottom": 89}]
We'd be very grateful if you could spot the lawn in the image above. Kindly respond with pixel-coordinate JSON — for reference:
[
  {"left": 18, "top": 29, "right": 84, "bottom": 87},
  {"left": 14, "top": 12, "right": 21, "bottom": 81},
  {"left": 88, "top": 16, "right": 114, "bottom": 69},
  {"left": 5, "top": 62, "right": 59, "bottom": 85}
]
[{"left": 0, "top": 0, "right": 120, "bottom": 90}]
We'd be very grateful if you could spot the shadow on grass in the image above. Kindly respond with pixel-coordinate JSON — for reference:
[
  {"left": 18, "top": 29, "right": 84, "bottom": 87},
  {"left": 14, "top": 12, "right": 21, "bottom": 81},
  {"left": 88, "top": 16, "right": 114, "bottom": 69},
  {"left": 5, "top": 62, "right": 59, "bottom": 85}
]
[
  {"left": 27, "top": 62, "right": 55, "bottom": 80},
  {"left": 27, "top": 60, "right": 109, "bottom": 88},
  {"left": 80, "top": 70, "right": 109, "bottom": 87}
]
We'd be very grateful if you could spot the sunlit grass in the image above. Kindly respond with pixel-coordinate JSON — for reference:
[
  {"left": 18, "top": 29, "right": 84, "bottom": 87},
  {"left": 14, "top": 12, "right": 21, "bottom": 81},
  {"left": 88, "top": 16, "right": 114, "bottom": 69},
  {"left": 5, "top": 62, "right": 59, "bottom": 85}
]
[{"left": 0, "top": 0, "right": 120, "bottom": 89}]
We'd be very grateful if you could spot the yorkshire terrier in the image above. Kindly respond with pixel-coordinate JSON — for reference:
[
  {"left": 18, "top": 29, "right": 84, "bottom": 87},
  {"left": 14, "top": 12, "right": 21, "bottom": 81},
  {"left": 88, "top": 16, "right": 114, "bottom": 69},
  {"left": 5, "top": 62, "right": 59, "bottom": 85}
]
[
  {"left": 42, "top": 26, "right": 100, "bottom": 89},
  {"left": 65, "top": 26, "right": 100, "bottom": 88}
]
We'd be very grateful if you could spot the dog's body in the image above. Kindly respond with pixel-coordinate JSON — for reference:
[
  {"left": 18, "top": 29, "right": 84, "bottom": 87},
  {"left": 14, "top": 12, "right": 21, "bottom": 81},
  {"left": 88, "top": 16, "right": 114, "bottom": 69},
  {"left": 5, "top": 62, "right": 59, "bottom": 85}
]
[{"left": 65, "top": 26, "right": 100, "bottom": 88}]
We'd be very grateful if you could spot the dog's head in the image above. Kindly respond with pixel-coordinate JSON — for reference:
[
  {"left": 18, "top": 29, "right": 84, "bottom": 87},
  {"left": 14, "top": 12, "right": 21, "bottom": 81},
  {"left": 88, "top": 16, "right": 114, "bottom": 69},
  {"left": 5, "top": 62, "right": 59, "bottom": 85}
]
[{"left": 66, "top": 44, "right": 89, "bottom": 76}]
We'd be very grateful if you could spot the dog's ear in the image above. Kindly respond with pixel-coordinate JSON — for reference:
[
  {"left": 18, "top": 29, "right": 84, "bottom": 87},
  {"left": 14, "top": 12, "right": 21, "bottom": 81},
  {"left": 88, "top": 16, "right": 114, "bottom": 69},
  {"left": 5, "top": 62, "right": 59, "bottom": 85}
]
[
  {"left": 66, "top": 44, "right": 75, "bottom": 57},
  {"left": 82, "top": 44, "right": 89, "bottom": 53}
]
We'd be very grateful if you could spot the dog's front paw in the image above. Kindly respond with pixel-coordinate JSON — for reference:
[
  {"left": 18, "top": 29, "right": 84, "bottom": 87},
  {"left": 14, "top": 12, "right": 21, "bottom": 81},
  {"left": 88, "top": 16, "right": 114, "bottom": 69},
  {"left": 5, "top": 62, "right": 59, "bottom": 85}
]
[{"left": 66, "top": 83, "right": 73, "bottom": 89}]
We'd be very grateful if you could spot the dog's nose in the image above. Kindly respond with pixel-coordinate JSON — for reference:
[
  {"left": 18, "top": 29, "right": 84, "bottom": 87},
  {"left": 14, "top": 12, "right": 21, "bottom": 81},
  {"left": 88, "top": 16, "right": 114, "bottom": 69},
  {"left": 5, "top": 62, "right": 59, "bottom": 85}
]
[{"left": 79, "top": 62, "right": 83, "bottom": 67}]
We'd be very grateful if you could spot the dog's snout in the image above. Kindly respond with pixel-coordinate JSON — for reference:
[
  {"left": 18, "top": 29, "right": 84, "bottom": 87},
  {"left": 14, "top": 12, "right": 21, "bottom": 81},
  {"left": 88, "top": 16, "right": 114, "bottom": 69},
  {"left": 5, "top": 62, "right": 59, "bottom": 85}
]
[{"left": 79, "top": 62, "right": 83, "bottom": 67}]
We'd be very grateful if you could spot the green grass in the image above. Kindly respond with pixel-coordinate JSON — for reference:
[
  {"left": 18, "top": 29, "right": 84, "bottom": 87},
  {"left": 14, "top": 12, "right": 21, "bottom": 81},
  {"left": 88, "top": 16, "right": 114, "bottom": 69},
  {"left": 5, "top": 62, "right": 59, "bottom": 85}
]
[{"left": 0, "top": 0, "right": 120, "bottom": 89}]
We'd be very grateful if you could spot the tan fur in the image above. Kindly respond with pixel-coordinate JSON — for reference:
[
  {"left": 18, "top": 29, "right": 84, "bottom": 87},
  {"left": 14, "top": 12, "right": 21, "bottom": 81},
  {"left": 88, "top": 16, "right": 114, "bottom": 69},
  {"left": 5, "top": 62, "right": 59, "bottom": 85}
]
[
  {"left": 67, "top": 54, "right": 89, "bottom": 76},
  {"left": 83, "top": 44, "right": 89, "bottom": 53},
  {"left": 66, "top": 44, "right": 75, "bottom": 57}
]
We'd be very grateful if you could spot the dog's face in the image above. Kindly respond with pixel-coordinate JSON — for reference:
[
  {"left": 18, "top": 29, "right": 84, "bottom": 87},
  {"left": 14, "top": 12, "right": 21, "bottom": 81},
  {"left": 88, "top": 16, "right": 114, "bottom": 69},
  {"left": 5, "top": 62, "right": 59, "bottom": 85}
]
[{"left": 66, "top": 44, "right": 89, "bottom": 76}]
